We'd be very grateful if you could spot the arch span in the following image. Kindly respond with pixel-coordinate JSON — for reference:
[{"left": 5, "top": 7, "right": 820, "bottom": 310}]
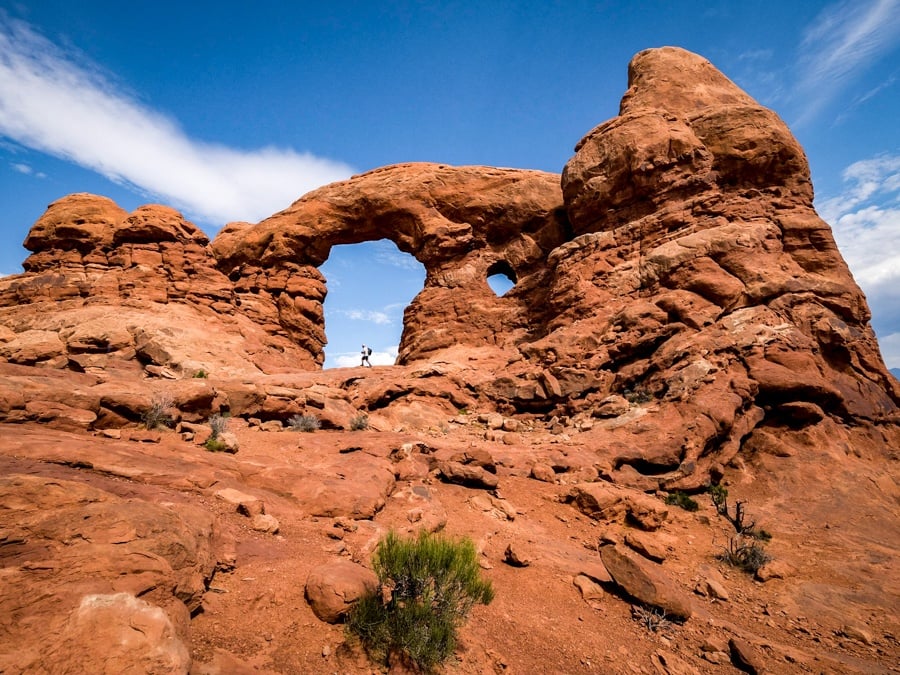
[{"left": 212, "top": 163, "right": 567, "bottom": 367}]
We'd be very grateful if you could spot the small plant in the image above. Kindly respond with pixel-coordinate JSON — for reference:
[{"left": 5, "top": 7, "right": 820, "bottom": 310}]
[
  {"left": 664, "top": 491, "right": 699, "bottom": 512},
  {"left": 208, "top": 413, "right": 228, "bottom": 439},
  {"left": 289, "top": 414, "right": 320, "bottom": 432},
  {"left": 350, "top": 414, "right": 369, "bottom": 431},
  {"left": 631, "top": 604, "right": 671, "bottom": 632},
  {"left": 709, "top": 484, "right": 728, "bottom": 513},
  {"left": 623, "top": 387, "right": 653, "bottom": 404},
  {"left": 204, "top": 437, "right": 228, "bottom": 452},
  {"left": 457, "top": 407, "right": 469, "bottom": 416},
  {"left": 142, "top": 392, "right": 174, "bottom": 429},
  {"left": 193, "top": 369, "right": 208, "bottom": 379},
  {"left": 347, "top": 530, "right": 494, "bottom": 672},
  {"left": 718, "top": 535, "right": 772, "bottom": 574},
  {"left": 708, "top": 484, "right": 758, "bottom": 534}
]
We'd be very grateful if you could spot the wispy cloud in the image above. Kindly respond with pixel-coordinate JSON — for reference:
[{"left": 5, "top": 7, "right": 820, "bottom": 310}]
[
  {"left": 817, "top": 153, "right": 900, "bottom": 365},
  {"left": 337, "top": 309, "right": 393, "bottom": 325},
  {"left": 794, "top": 0, "right": 900, "bottom": 125},
  {"left": 0, "top": 16, "right": 353, "bottom": 225},
  {"left": 373, "top": 241, "right": 424, "bottom": 271},
  {"left": 10, "top": 161, "right": 44, "bottom": 177}
]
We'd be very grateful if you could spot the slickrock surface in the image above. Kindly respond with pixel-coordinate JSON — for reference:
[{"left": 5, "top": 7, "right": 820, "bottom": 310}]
[{"left": 0, "top": 46, "right": 898, "bottom": 674}]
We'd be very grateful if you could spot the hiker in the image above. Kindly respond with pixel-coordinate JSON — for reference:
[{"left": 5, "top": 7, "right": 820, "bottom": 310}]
[{"left": 361, "top": 344, "right": 372, "bottom": 367}]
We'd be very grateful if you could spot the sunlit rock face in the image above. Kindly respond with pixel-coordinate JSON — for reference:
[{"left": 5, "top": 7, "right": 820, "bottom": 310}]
[{"left": 1, "top": 46, "right": 897, "bottom": 491}]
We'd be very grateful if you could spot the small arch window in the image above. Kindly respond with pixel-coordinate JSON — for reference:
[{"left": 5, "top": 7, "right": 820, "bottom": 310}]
[{"left": 486, "top": 260, "right": 516, "bottom": 297}]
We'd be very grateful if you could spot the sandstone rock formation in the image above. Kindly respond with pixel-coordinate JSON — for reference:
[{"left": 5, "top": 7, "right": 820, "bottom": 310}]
[{"left": 1, "top": 46, "right": 898, "bottom": 674}]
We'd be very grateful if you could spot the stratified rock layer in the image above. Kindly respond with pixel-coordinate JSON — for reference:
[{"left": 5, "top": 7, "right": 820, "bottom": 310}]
[
  {"left": 1, "top": 46, "right": 897, "bottom": 486},
  {"left": 0, "top": 46, "right": 898, "bottom": 675}
]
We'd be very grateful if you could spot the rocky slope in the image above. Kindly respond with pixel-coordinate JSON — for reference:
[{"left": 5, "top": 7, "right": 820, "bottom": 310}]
[{"left": 0, "top": 46, "right": 898, "bottom": 674}]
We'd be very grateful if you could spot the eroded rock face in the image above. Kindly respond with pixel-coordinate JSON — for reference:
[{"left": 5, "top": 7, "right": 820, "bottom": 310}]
[
  {"left": 211, "top": 164, "right": 567, "bottom": 364},
  {"left": 0, "top": 46, "right": 897, "bottom": 492},
  {"left": 0, "top": 474, "right": 219, "bottom": 674},
  {"left": 0, "top": 194, "right": 319, "bottom": 376}
]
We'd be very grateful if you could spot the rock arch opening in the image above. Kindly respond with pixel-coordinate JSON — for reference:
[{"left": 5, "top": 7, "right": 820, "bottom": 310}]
[
  {"left": 486, "top": 260, "right": 517, "bottom": 297},
  {"left": 319, "top": 240, "right": 426, "bottom": 368}
]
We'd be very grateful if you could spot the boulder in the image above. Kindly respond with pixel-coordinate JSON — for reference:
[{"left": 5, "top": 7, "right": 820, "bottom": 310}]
[
  {"left": 600, "top": 545, "right": 692, "bottom": 620},
  {"left": 305, "top": 561, "right": 378, "bottom": 624}
]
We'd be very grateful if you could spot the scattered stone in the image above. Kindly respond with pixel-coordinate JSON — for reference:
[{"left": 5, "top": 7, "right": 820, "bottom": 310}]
[
  {"left": 250, "top": 514, "right": 280, "bottom": 534},
  {"left": 625, "top": 531, "right": 667, "bottom": 563},
  {"left": 216, "top": 431, "right": 240, "bottom": 453},
  {"left": 259, "top": 420, "right": 283, "bottom": 432},
  {"left": 531, "top": 462, "right": 557, "bottom": 483},
  {"left": 127, "top": 430, "right": 162, "bottom": 443},
  {"left": 503, "top": 543, "right": 533, "bottom": 567},
  {"left": 574, "top": 574, "right": 604, "bottom": 607},
  {"left": 215, "top": 488, "right": 265, "bottom": 517},
  {"left": 755, "top": 559, "right": 793, "bottom": 582},
  {"left": 840, "top": 624, "right": 874, "bottom": 645},
  {"left": 729, "top": 637, "right": 765, "bottom": 674},
  {"left": 437, "top": 460, "right": 499, "bottom": 490},
  {"left": 305, "top": 561, "right": 378, "bottom": 624},
  {"left": 651, "top": 649, "right": 701, "bottom": 675},
  {"left": 593, "top": 395, "right": 630, "bottom": 418},
  {"left": 600, "top": 545, "right": 692, "bottom": 620}
]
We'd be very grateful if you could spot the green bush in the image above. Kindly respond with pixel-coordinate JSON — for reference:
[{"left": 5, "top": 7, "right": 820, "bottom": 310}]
[
  {"left": 289, "top": 414, "right": 320, "bottom": 432},
  {"left": 204, "top": 438, "right": 228, "bottom": 452},
  {"left": 193, "top": 369, "right": 208, "bottom": 379},
  {"left": 347, "top": 530, "right": 494, "bottom": 672},
  {"left": 664, "top": 491, "right": 699, "bottom": 512}
]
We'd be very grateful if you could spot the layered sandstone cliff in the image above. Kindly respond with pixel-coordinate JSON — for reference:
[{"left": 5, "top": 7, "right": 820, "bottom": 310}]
[{"left": 1, "top": 45, "right": 899, "bottom": 675}]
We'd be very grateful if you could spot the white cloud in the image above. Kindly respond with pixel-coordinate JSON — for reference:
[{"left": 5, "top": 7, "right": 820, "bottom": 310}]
[
  {"left": 337, "top": 309, "right": 393, "bottom": 325},
  {"left": 333, "top": 345, "right": 399, "bottom": 368},
  {"left": 817, "top": 154, "right": 900, "bottom": 360},
  {"left": 794, "top": 0, "right": 900, "bottom": 125},
  {"left": 373, "top": 241, "right": 424, "bottom": 271},
  {"left": 878, "top": 332, "right": 900, "bottom": 369},
  {"left": 0, "top": 17, "right": 353, "bottom": 225},
  {"left": 9, "top": 160, "right": 44, "bottom": 177}
]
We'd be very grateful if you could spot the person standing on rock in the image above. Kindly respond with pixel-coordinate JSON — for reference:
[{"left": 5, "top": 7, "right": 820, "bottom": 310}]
[{"left": 361, "top": 344, "right": 372, "bottom": 367}]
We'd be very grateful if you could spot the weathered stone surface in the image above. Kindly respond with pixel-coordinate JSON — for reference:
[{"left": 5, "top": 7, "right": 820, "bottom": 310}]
[
  {"left": 567, "top": 483, "right": 668, "bottom": 531},
  {"left": 0, "top": 474, "right": 218, "bottom": 674},
  {"left": 0, "top": 44, "right": 898, "bottom": 673},
  {"left": 305, "top": 561, "right": 378, "bottom": 624},
  {"left": 600, "top": 545, "right": 692, "bottom": 620},
  {"left": 729, "top": 637, "right": 766, "bottom": 674},
  {"left": 437, "top": 460, "right": 499, "bottom": 490}
]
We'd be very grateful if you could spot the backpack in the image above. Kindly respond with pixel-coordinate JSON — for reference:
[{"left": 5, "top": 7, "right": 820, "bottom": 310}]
[{"left": 366, "top": 347, "right": 372, "bottom": 356}]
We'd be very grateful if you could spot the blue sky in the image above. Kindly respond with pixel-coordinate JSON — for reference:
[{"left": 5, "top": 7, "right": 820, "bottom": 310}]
[{"left": 1, "top": 1, "right": 898, "bottom": 369}]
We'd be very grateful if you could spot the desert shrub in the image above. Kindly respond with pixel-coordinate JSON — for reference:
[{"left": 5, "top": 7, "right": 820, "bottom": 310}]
[
  {"left": 623, "top": 387, "right": 653, "bottom": 404},
  {"left": 347, "top": 530, "right": 494, "bottom": 672},
  {"left": 664, "top": 491, "right": 699, "bottom": 512},
  {"left": 350, "top": 414, "right": 369, "bottom": 431},
  {"left": 708, "top": 484, "right": 728, "bottom": 513},
  {"left": 288, "top": 414, "right": 320, "bottom": 432},
  {"left": 142, "top": 392, "right": 174, "bottom": 429},
  {"left": 718, "top": 535, "right": 772, "bottom": 574},
  {"left": 204, "top": 438, "right": 228, "bottom": 452},
  {"left": 208, "top": 413, "right": 228, "bottom": 440},
  {"left": 708, "top": 484, "right": 760, "bottom": 534},
  {"left": 631, "top": 604, "right": 671, "bottom": 632},
  {"left": 193, "top": 369, "right": 208, "bottom": 379}
]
